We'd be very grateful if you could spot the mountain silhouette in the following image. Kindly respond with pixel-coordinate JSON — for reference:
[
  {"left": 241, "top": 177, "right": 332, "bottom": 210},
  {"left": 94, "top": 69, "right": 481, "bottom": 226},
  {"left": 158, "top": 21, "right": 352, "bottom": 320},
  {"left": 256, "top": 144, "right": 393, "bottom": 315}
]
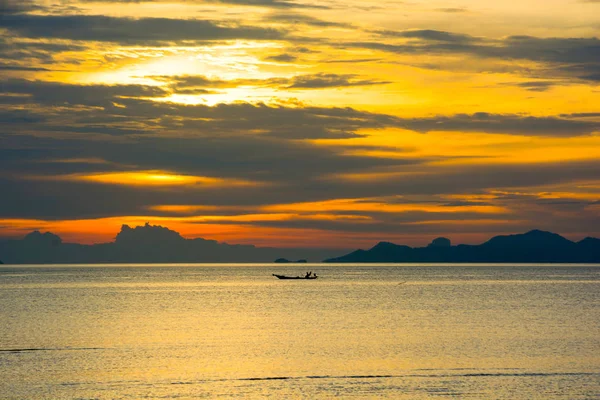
[
  {"left": 0, "top": 223, "right": 345, "bottom": 264},
  {"left": 274, "top": 258, "right": 308, "bottom": 263},
  {"left": 325, "top": 230, "right": 600, "bottom": 263},
  {"left": 1, "top": 226, "right": 598, "bottom": 264}
]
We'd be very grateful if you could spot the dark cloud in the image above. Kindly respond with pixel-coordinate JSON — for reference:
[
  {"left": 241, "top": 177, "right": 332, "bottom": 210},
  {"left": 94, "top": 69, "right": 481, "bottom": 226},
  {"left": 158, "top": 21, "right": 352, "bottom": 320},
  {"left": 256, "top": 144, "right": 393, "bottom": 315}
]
[
  {"left": 0, "top": 39, "right": 87, "bottom": 69},
  {"left": 152, "top": 75, "right": 221, "bottom": 87},
  {"left": 398, "top": 112, "right": 600, "bottom": 136},
  {"left": 435, "top": 8, "right": 468, "bottom": 13},
  {"left": 348, "top": 32, "right": 600, "bottom": 82},
  {"left": 0, "top": 132, "right": 417, "bottom": 219},
  {"left": 265, "top": 12, "right": 350, "bottom": 28},
  {"left": 0, "top": 64, "right": 51, "bottom": 72},
  {"left": 265, "top": 53, "right": 298, "bottom": 62},
  {"left": 75, "top": 0, "right": 330, "bottom": 8},
  {"left": 374, "top": 29, "right": 478, "bottom": 43},
  {"left": 207, "top": 0, "right": 330, "bottom": 8},
  {"left": 294, "top": 46, "right": 317, "bottom": 53},
  {"left": 2, "top": 79, "right": 169, "bottom": 107},
  {"left": 500, "top": 35, "right": 600, "bottom": 64},
  {"left": 3, "top": 80, "right": 597, "bottom": 137},
  {"left": 152, "top": 73, "right": 391, "bottom": 91},
  {"left": 285, "top": 73, "right": 391, "bottom": 88},
  {"left": 0, "top": 40, "right": 87, "bottom": 55},
  {"left": 2, "top": 125, "right": 600, "bottom": 234},
  {"left": 0, "top": 79, "right": 405, "bottom": 138},
  {"left": 314, "top": 160, "right": 600, "bottom": 200},
  {"left": 366, "top": 30, "right": 600, "bottom": 64},
  {"left": 0, "top": 14, "right": 285, "bottom": 44},
  {"left": 553, "top": 64, "right": 600, "bottom": 82},
  {"left": 114, "top": 99, "right": 402, "bottom": 139},
  {"left": 0, "top": 0, "right": 44, "bottom": 14},
  {"left": 506, "top": 81, "right": 559, "bottom": 92},
  {"left": 1, "top": 83, "right": 599, "bottom": 231},
  {"left": 2, "top": 76, "right": 599, "bottom": 225},
  {"left": 560, "top": 112, "right": 600, "bottom": 117},
  {"left": 484, "top": 80, "right": 564, "bottom": 92},
  {"left": 324, "top": 58, "right": 382, "bottom": 64}
]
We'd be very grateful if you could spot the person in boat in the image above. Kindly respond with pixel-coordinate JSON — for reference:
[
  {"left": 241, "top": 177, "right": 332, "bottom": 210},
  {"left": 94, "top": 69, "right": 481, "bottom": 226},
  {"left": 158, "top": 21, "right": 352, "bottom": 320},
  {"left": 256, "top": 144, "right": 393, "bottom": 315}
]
[{"left": 306, "top": 271, "right": 312, "bottom": 278}]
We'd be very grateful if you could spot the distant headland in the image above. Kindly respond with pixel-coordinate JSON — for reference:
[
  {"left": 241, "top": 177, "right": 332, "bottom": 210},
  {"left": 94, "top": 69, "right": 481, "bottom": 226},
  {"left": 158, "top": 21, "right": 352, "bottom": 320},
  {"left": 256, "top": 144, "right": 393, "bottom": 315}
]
[
  {"left": 325, "top": 230, "right": 600, "bottom": 263},
  {"left": 0, "top": 223, "right": 344, "bottom": 264},
  {"left": 0, "top": 225, "right": 598, "bottom": 264}
]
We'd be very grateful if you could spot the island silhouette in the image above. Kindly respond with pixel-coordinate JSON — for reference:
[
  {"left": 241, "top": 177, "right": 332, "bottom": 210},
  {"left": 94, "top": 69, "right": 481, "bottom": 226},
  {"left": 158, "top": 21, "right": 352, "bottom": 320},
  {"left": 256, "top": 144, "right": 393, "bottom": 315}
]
[
  {"left": 0, "top": 223, "right": 344, "bottom": 264},
  {"left": 0, "top": 224, "right": 598, "bottom": 264},
  {"left": 325, "top": 230, "right": 600, "bottom": 263}
]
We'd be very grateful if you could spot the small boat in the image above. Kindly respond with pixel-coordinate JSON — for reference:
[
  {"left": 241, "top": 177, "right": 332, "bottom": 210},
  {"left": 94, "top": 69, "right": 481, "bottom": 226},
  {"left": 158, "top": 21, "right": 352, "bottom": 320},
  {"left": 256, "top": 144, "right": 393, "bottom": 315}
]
[{"left": 272, "top": 274, "right": 318, "bottom": 280}]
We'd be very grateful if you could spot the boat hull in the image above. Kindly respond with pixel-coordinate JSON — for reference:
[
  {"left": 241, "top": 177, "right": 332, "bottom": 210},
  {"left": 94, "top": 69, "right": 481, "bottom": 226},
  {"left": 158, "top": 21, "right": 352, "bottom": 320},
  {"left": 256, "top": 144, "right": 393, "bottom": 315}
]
[{"left": 272, "top": 274, "right": 318, "bottom": 280}]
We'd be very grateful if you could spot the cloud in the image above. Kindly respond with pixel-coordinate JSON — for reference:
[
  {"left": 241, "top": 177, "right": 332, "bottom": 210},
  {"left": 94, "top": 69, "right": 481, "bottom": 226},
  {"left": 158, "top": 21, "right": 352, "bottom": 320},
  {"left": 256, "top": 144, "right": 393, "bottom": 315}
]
[
  {"left": 0, "top": 14, "right": 285, "bottom": 44},
  {"left": 0, "top": 0, "right": 44, "bottom": 14},
  {"left": 320, "top": 160, "right": 600, "bottom": 202},
  {"left": 2, "top": 88, "right": 599, "bottom": 235},
  {"left": 3, "top": 80, "right": 597, "bottom": 137},
  {"left": 324, "top": 58, "right": 382, "bottom": 64},
  {"left": 2, "top": 126, "right": 599, "bottom": 237},
  {"left": 0, "top": 39, "right": 87, "bottom": 69},
  {"left": 75, "top": 0, "right": 330, "bottom": 8},
  {"left": 560, "top": 112, "right": 600, "bottom": 118},
  {"left": 0, "top": 79, "right": 407, "bottom": 138},
  {"left": 2, "top": 79, "right": 169, "bottom": 107},
  {"left": 349, "top": 32, "right": 600, "bottom": 82},
  {"left": 503, "top": 81, "right": 559, "bottom": 92},
  {"left": 374, "top": 29, "right": 479, "bottom": 43},
  {"left": 435, "top": 8, "right": 469, "bottom": 13},
  {"left": 206, "top": 0, "right": 330, "bottom": 8},
  {"left": 153, "top": 73, "right": 391, "bottom": 91},
  {"left": 264, "top": 12, "right": 350, "bottom": 27},
  {"left": 0, "top": 64, "right": 51, "bottom": 72},
  {"left": 265, "top": 53, "right": 298, "bottom": 62},
  {"left": 285, "top": 73, "right": 391, "bottom": 88},
  {"left": 399, "top": 112, "right": 600, "bottom": 136},
  {"left": 0, "top": 131, "right": 418, "bottom": 219}
]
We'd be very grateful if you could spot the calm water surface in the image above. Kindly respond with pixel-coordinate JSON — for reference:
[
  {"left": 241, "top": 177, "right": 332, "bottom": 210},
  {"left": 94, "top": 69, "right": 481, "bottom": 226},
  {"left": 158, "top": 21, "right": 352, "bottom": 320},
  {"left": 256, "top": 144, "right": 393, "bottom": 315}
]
[{"left": 1, "top": 264, "right": 599, "bottom": 399}]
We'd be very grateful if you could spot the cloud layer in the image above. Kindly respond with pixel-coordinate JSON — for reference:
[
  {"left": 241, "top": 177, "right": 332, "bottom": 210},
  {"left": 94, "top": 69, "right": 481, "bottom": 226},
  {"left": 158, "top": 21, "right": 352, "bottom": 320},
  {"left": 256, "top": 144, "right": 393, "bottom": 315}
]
[{"left": 1, "top": 0, "right": 599, "bottom": 246}]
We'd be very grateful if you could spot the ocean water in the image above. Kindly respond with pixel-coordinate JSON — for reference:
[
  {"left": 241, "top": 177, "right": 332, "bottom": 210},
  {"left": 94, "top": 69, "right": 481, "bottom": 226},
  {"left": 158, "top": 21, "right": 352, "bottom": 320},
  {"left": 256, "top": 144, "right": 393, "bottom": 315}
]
[{"left": 0, "top": 263, "right": 599, "bottom": 399}]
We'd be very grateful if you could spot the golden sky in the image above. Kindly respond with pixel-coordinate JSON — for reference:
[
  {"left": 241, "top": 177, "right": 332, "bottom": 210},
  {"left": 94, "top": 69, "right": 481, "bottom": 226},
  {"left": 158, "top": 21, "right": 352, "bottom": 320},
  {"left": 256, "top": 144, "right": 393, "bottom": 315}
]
[{"left": 1, "top": 0, "right": 599, "bottom": 247}]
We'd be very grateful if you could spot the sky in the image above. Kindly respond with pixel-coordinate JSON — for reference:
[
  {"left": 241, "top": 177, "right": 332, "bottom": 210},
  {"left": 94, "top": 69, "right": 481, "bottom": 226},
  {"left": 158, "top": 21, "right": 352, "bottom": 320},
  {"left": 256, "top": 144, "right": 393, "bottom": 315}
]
[{"left": 0, "top": 0, "right": 599, "bottom": 248}]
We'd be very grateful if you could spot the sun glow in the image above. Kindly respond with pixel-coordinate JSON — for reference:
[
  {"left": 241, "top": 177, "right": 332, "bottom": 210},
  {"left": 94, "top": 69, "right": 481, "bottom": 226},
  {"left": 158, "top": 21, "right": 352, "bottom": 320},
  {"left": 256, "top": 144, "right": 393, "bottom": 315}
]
[
  {"left": 263, "top": 198, "right": 509, "bottom": 215},
  {"left": 2, "top": 0, "right": 600, "bottom": 250},
  {"left": 77, "top": 171, "right": 210, "bottom": 186},
  {"left": 28, "top": 171, "right": 260, "bottom": 187}
]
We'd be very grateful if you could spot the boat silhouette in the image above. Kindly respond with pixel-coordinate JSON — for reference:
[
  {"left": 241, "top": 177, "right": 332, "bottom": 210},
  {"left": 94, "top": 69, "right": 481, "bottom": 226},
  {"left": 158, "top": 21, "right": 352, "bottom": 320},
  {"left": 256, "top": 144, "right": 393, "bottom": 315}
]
[{"left": 272, "top": 274, "right": 318, "bottom": 280}]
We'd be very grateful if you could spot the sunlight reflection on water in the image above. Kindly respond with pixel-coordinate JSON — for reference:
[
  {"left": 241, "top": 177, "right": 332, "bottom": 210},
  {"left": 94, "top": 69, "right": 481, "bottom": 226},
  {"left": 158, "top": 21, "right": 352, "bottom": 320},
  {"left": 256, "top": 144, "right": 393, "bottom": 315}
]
[{"left": 1, "top": 264, "right": 599, "bottom": 398}]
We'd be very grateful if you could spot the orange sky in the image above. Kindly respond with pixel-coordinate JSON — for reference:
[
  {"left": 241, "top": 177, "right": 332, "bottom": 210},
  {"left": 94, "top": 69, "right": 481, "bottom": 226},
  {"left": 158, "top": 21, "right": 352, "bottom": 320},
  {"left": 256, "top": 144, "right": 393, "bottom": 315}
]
[{"left": 0, "top": 0, "right": 599, "bottom": 248}]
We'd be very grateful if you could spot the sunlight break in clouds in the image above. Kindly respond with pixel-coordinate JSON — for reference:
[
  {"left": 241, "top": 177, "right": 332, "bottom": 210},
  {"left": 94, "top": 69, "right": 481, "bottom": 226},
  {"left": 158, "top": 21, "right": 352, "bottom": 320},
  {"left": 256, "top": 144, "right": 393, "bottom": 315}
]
[
  {"left": 28, "top": 171, "right": 262, "bottom": 188},
  {"left": 0, "top": 0, "right": 599, "bottom": 246}
]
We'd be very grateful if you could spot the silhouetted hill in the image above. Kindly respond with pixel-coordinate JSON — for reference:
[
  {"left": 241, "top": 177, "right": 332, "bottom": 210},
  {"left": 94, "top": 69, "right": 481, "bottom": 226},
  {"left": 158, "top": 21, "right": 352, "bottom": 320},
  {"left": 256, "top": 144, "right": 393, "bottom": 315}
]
[
  {"left": 428, "top": 237, "right": 451, "bottom": 248},
  {"left": 274, "top": 258, "right": 308, "bottom": 263},
  {"left": 576, "top": 237, "right": 600, "bottom": 262},
  {"left": 0, "top": 223, "right": 346, "bottom": 264},
  {"left": 325, "top": 230, "right": 600, "bottom": 263}
]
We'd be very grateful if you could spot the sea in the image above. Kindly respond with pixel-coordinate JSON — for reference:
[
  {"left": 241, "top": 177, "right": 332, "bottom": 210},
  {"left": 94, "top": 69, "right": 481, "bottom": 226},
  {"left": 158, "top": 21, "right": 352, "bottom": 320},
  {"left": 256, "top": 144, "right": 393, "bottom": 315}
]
[{"left": 0, "top": 263, "right": 599, "bottom": 399}]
